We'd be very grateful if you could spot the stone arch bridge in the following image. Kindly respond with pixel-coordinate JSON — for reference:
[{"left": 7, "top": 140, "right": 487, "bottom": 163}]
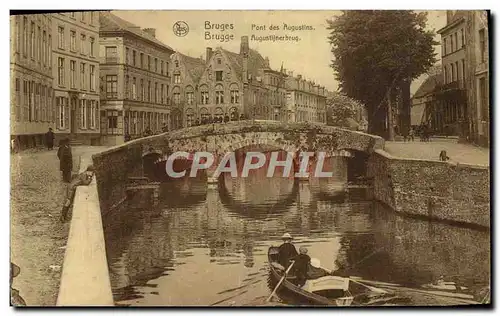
[{"left": 93, "top": 120, "right": 384, "bottom": 213}]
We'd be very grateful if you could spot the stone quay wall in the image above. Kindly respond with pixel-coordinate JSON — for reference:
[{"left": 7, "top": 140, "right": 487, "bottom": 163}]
[{"left": 367, "top": 149, "right": 490, "bottom": 228}]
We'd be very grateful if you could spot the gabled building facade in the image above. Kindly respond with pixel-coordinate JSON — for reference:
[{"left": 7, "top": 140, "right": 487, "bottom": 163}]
[
  {"left": 99, "top": 12, "right": 174, "bottom": 145},
  {"left": 170, "top": 52, "right": 206, "bottom": 127}
]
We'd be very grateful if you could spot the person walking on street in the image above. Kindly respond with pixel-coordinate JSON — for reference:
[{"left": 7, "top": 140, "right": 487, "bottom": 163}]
[
  {"left": 60, "top": 165, "right": 95, "bottom": 222},
  {"left": 57, "top": 138, "right": 73, "bottom": 183},
  {"left": 45, "top": 128, "right": 55, "bottom": 150}
]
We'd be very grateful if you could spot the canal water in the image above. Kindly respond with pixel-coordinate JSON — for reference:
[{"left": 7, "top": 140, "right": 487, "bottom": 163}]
[{"left": 102, "top": 156, "right": 490, "bottom": 306}]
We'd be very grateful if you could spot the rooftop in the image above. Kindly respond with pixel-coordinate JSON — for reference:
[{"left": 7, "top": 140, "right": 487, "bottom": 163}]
[{"left": 99, "top": 12, "right": 174, "bottom": 52}]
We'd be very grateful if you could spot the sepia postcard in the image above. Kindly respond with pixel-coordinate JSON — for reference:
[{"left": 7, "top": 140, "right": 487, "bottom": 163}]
[{"left": 9, "top": 9, "right": 490, "bottom": 307}]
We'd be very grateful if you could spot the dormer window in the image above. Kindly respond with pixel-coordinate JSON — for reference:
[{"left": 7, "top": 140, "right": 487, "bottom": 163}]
[
  {"left": 217, "top": 58, "right": 221, "bottom": 64},
  {"left": 215, "top": 71, "right": 223, "bottom": 81},
  {"left": 175, "top": 60, "right": 179, "bottom": 67}
]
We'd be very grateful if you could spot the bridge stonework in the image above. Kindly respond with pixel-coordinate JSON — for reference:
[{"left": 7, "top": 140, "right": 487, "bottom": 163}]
[{"left": 93, "top": 121, "right": 384, "bottom": 215}]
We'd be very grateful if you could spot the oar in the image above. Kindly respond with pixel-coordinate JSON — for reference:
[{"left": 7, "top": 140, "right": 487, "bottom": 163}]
[{"left": 266, "top": 261, "right": 295, "bottom": 302}]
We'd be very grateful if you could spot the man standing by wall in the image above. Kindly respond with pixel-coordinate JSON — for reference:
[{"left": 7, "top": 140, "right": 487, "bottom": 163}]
[
  {"left": 45, "top": 128, "right": 55, "bottom": 150},
  {"left": 57, "top": 139, "right": 73, "bottom": 183}
]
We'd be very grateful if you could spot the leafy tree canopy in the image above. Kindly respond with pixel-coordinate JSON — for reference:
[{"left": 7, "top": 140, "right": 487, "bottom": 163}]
[
  {"left": 326, "top": 93, "right": 367, "bottom": 131},
  {"left": 327, "top": 10, "right": 438, "bottom": 134}
]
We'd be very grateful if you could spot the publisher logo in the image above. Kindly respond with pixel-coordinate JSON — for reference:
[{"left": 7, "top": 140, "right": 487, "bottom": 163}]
[{"left": 173, "top": 21, "right": 189, "bottom": 37}]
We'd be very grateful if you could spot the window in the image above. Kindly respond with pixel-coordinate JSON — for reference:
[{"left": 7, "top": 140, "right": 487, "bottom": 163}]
[
  {"left": 105, "top": 46, "right": 118, "bottom": 63},
  {"left": 147, "top": 81, "right": 151, "bottom": 102},
  {"left": 216, "top": 71, "right": 223, "bottom": 81},
  {"left": 479, "top": 77, "right": 488, "bottom": 121},
  {"left": 125, "top": 47, "right": 130, "bottom": 64},
  {"left": 80, "top": 63, "right": 86, "bottom": 90},
  {"left": 231, "top": 89, "right": 239, "bottom": 104},
  {"left": 173, "top": 92, "right": 180, "bottom": 105},
  {"left": 81, "top": 12, "right": 86, "bottom": 23},
  {"left": 48, "top": 35, "right": 52, "bottom": 65},
  {"left": 132, "top": 77, "right": 137, "bottom": 100},
  {"left": 89, "top": 65, "right": 95, "bottom": 91},
  {"left": 155, "top": 58, "right": 158, "bottom": 72},
  {"left": 42, "top": 31, "right": 46, "bottom": 64},
  {"left": 443, "top": 38, "right": 447, "bottom": 55},
  {"left": 201, "top": 91, "right": 209, "bottom": 104},
  {"left": 161, "top": 60, "right": 164, "bottom": 74},
  {"left": 70, "top": 12, "right": 75, "bottom": 19},
  {"left": 140, "top": 79, "right": 144, "bottom": 100},
  {"left": 80, "top": 99, "right": 87, "bottom": 128},
  {"left": 479, "top": 29, "right": 486, "bottom": 63},
  {"left": 132, "top": 50, "right": 136, "bottom": 66},
  {"left": 107, "top": 110, "right": 118, "bottom": 129},
  {"left": 461, "top": 29, "right": 465, "bottom": 48},
  {"left": 215, "top": 85, "right": 224, "bottom": 104},
  {"left": 70, "top": 30, "right": 76, "bottom": 51},
  {"left": 80, "top": 34, "right": 86, "bottom": 55},
  {"left": 124, "top": 76, "right": 129, "bottom": 99},
  {"left": 58, "top": 26, "right": 64, "bottom": 49},
  {"left": 443, "top": 65, "right": 448, "bottom": 84},
  {"left": 462, "top": 59, "right": 466, "bottom": 81},
  {"left": 175, "top": 60, "right": 179, "bottom": 67},
  {"left": 174, "top": 74, "right": 181, "bottom": 83},
  {"left": 57, "top": 97, "right": 66, "bottom": 129},
  {"left": 154, "top": 82, "right": 158, "bottom": 103},
  {"left": 450, "top": 34, "right": 454, "bottom": 53},
  {"left": 217, "top": 58, "right": 221, "bottom": 64},
  {"left": 23, "top": 17, "right": 28, "bottom": 56},
  {"left": 70, "top": 60, "right": 76, "bottom": 88},
  {"left": 106, "top": 75, "right": 117, "bottom": 99},
  {"left": 161, "top": 84, "right": 164, "bottom": 103},
  {"left": 89, "top": 100, "right": 96, "bottom": 129},
  {"left": 148, "top": 55, "right": 151, "bottom": 71},
  {"left": 37, "top": 26, "right": 41, "bottom": 62},
  {"left": 166, "top": 62, "right": 170, "bottom": 76},
  {"left": 186, "top": 91, "right": 194, "bottom": 105},
  {"left": 30, "top": 22, "right": 35, "bottom": 58},
  {"left": 140, "top": 53, "right": 144, "bottom": 68},
  {"left": 454, "top": 33, "right": 458, "bottom": 51},
  {"left": 58, "top": 57, "right": 65, "bottom": 86},
  {"left": 15, "top": 78, "right": 20, "bottom": 121},
  {"left": 89, "top": 38, "right": 95, "bottom": 57},
  {"left": 455, "top": 61, "right": 459, "bottom": 82}
]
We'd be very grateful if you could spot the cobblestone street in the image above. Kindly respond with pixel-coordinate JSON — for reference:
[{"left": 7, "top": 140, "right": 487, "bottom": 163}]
[
  {"left": 384, "top": 138, "right": 490, "bottom": 166},
  {"left": 10, "top": 146, "right": 106, "bottom": 306}
]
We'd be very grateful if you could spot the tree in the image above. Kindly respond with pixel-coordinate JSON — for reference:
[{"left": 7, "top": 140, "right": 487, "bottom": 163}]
[
  {"left": 327, "top": 11, "right": 437, "bottom": 139},
  {"left": 326, "top": 93, "right": 367, "bottom": 130}
]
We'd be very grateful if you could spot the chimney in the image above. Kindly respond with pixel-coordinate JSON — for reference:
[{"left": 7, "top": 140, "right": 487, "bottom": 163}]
[
  {"left": 297, "top": 74, "right": 302, "bottom": 80},
  {"left": 240, "top": 36, "right": 249, "bottom": 56},
  {"left": 143, "top": 28, "right": 156, "bottom": 38},
  {"left": 446, "top": 10, "right": 454, "bottom": 24},
  {"left": 240, "top": 36, "right": 249, "bottom": 84},
  {"left": 264, "top": 57, "right": 270, "bottom": 67},
  {"left": 206, "top": 47, "right": 213, "bottom": 63}
]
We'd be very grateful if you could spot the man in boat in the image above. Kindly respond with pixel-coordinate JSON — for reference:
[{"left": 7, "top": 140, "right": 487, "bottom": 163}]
[{"left": 277, "top": 233, "right": 298, "bottom": 269}]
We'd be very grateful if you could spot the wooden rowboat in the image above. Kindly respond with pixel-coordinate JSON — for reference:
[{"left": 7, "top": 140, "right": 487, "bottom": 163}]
[{"left": 267, "top": 246, "right": 354, "bottom": 306}]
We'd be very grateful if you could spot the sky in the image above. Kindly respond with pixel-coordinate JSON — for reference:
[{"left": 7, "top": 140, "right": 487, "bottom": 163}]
[{"left": 113, "top": 10, "right": 446, "bottom": 94}]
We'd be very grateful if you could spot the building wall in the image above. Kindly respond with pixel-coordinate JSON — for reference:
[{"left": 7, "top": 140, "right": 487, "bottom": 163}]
[
  {"left": 285, "top": 75, "right": 327, "bottom": 124},
  {"left": 10, "top": 14, "right": 55, "bottom": 148},
  {"left": 99, "top": 31, "right": 173, "bottom": 146},
  {"left": 367, "top": 149, "right": 490, "bottom": 228},
  {"left": 194, "top": 49, "right": 244, "bottom": 122},
  {"left": 51, "top": 12, "right": 100, "bottom": 145},
  {"left": 470, "top": 11, "right": 489, "bottom": 146}
]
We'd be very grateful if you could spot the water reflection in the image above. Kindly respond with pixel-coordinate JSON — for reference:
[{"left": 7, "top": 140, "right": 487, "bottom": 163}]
[{"left": 103, "top": 156, "right": 490, "bottom": 306}]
